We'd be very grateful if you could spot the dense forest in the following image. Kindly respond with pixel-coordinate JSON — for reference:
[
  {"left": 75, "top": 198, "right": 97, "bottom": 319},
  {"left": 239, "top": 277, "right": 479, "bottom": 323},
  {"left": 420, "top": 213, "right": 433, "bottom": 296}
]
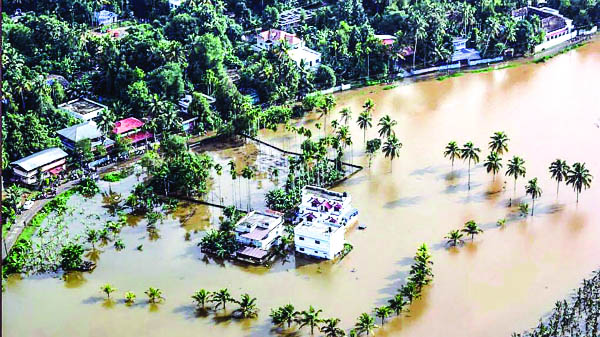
[{"left": 2, "top": 0, "right": 600, "bottom": 168}]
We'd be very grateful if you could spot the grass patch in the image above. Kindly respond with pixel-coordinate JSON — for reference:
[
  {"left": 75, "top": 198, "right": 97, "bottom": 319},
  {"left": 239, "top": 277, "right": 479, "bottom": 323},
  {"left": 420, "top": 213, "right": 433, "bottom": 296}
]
[
  {"left": 382, "top": 84, "right": 399, "bottom": 90},
  {"left": 437, "top": 72, "right": 464, "bottom": 81},
  {"left": 102, "top": 168, "right": 133, "bottom": 182},
  {"left": 19, "top": 189, "right": 77, "bottom": 242},
  {"left": 471, "top": 63, "right": 519, "bottom": 73}
]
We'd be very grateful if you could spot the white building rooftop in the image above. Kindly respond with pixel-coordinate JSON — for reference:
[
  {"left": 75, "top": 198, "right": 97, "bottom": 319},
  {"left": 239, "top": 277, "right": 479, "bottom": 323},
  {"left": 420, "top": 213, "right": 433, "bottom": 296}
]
[{"left": 11, "top": 148, "right": 68, "bottom": 172}]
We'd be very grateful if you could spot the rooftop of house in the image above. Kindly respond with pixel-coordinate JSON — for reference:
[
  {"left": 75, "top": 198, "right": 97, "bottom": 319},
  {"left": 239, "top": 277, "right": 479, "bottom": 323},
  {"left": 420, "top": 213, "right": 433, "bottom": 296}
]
[
  {"left": 237, "top": 246, "right": 269, "bottom": 260},
  {"left": 45, "top": 74, "right": 70, "bottom": 88},
  {"left": 59, "top": 98, "right": 107, "bottom": 117},
  {"left": 258, "top": 29, "right": 303, "bottom": 46},
  {"left": 296, "top": 220, "right": 343, "bottom": 235},
  {"left": 287, "top": 46, "right": 321, "bottom": 62},
  {"left": 57, "top": 121, "right": 102, "bottom": 142},
  {"left": 235, "top": 211, "right": 283, "bottom": 234},
  {"left": 512, "top": 7, "right": 571, "bottom": 33},
  {"left": 95, "top": 10, "right": 118, "bottom": 19},
  {"left": 11, "top": 148, "right": 68, "bottom": 172},
  {"left": 278, "top": 7, "right": 316, "bottom": 27},
  {"left": 375, "top": 34, "right": 397, "bottom": 46},
  {"left": 113, "top": 117, "right": 144, "bottom": 135},
  {"left": 302, "top": 186, "right": 348, "bottom": 203}
]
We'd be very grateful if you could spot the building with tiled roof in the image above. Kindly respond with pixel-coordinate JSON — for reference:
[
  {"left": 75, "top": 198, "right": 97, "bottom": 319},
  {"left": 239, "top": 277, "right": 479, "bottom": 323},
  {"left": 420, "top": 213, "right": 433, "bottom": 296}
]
[
  {"left": 11, "top": 148, "right": 68, "bottom": 185},
  {"left": 234, "top": 210, "right": 284, "bottom": 264}
]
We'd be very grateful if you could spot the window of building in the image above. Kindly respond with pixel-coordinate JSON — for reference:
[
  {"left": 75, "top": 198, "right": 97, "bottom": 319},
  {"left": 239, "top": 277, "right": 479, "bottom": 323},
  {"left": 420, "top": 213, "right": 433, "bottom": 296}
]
[
  {"left": 314, "top": 250, "right": 318, "bottom": 254},
  {"left": 299, "top": 236, "right": 304, "bottom": 241},
  {"left": 315, "top": 240, "right": 320, "bottom": 244},
  {"left": 300, "top": 247, "right": 305, "bottom": 251}
]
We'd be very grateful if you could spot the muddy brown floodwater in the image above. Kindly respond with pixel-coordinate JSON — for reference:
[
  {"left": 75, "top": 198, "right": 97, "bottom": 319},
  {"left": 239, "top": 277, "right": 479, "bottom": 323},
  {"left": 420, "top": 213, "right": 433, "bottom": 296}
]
[{"left": 3, "top": 41, "right": 600, "bottom": 337}]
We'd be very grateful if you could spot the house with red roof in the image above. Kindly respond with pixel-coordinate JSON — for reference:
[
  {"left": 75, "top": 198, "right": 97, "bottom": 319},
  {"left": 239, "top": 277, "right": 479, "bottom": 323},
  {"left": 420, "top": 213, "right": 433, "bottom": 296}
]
[{"left": 112, "top": 117, "right": 153, "bottom": 145}]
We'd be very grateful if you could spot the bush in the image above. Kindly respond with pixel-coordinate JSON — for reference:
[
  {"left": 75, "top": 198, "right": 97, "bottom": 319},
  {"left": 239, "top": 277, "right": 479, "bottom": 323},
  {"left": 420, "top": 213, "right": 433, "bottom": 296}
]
[
  {"left": 78, "top": 177, "right": 100, "bottom": 196},
  {"left": 59, "top": 242, "right": 84, "bottom": 271}
]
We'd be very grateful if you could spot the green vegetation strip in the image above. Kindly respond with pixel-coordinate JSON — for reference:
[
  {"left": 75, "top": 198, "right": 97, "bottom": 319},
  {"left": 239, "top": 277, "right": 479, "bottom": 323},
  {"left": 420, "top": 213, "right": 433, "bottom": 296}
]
[
  {"left": 382, "top": 84, "right": 398, "bottom": 90},
  {"left": 470, "top": 63, "right": 518, "bottom": 73},
  {"left": 19, "top": 189, "right": 77, "bottom": 242},
  {"left": 102, "top": 168, "right": 133, "bottom": 182},
  {"left": 437, "top": 72, "right": 464, "bottom": 81}
]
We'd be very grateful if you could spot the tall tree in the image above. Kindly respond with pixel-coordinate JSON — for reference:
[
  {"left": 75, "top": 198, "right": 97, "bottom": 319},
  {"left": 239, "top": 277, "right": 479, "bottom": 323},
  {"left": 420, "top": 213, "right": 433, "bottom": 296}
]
[
  {"left": 461, "top": 142, "right": 481, "bottom": 190},
  {"left": 443, "top": 141, "right": 461, "bottom": 168},
  {"left": 320, "top": 318, "right": 345, "bottom": 337},
  {"left": 483, "top": 152, "right": 503, "bottom": 180},
  {"left": 525, "top": 178, "right": 542, "bottom": 215},
  {"left": 377, "top": 115, "right": 397, "bottom": 138},
  {"left": 387, "top": 294, "right": 407, "bottom": 316},
  {"left": 461, "top": 220, "right": 483, "bottom": 241},
  {"left": 357, "top": 110, "right": 373, "bottom": 145},
  {"left": 340, "top": 107, "right": 352, "bottom": 125},
  {"left": 489, "top": 131, "right": 510, "bottom": 154},
  {"left": 382, "top": 134, "right": 402, "bottom": 172},
  {"left": 506, "top": 156, "right": 526, "bottom": 206},
  {"left": 549, "top": 159, "right": 570, "bottom": 199},
  {"left": 374, "top": 306, "right": 391, "bottom": 326},
  {"left": 566, "top": 162, "right": 593, "bottom": 203},
  {"left": 210, "top": 288, "right": 233, "bottom": 311}
]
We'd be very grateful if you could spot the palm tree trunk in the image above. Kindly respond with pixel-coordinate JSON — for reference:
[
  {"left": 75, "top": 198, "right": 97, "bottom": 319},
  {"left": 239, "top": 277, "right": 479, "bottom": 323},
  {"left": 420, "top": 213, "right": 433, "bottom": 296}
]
[
  {"left": 531, "top": 197, "right": 535, "bottom": 216},
  {"left": 468, "top": 159, "right": 471, "bottom": 190},
  {"left": 413, "top": 36, "right": 418, "bottom": 69},
  {"left": 556, "top": 181, "right": 560, "bottom": 199}
]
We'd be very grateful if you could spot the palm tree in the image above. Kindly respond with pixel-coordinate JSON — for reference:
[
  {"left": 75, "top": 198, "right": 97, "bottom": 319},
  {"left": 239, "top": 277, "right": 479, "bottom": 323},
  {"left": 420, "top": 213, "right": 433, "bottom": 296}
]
[
  {"left": 340, "top": 107, "right": 352, "bottom": 125},
  {"left": 489, "top": 131, "right": 510, "bottom": 155},
  {"left": 566, "top": 162, "right": 593, "bottom": 203},
  {"left": 125, "top": 291, "right": 136, "bottom": 304},
  {"left": 445, "top": 229, "right": 464, "bottom": 246},
  {"left": 506, "top": 156, "right": 526, "bottom": 206},
  {"left": 362, "top": 98, "right": 375, "bottom": 116},
  {"left": 355, "top": 313, "right": 377, "bottom": 336},
  {"left": 377, "top": 115, "right": 397, "bottom": 138},
  {"left": 383, "top": 134, "right": 402, "bottom": 172},
  {"left": 320, "top": 94, "right": 336, "bottom": 135},
  {"left": 228, "top": 160, "right": 238, "bottom": 207},
  {"left": 374, "top": 306, "right": 392, "bottom": 325},
  {"left": 461, "top": 220, "right": 483, "bottom": 241},
  {"left": 211, "top": 288, "right": 233, "bottom": 311},
  {"left": 443, "top": 141, "right": 461, "bottom": 169},
  {"left": 296, "top": 306, "right": 323, "bottom": 335},
  {"left": 387, "top": 294, "right": 407, "bottom": 316},
  {"left": 241, "top": 166, "right": 254, "bottom": 211},
  {"left": 97, "top": 108, "right": 116, "bottom": 140},
  {"left": 191, "top": 289, "right": 209, "bottom": 308},
  {"left": 357, "top": 111, "right": 373, "bottom": 145},
  {"left": 461, "top": 142, "right": 481, "bottom": 189},
  {"left": 525, "top": 178, "right": 543, "bottom": 215},
  {"left": 214, "top": 163, "right": 223, "bottom": 203},
  {"left": 145, "top": 287, "right": 164, "bottom": 303},
  {"left": 483, "top": 152, "right": 503, "bottom": 180},
  {"left": 101, "top": 283, "right": 116, "bottom": 299},
  {"left": 234, "top": 293, "right": 258, "bottom": 318},
  {"left": 549, "top": 159, "right": 570, "bottom": 199},
  {"left": 320, "top": 318, "right": 346, "bottom": 337}
]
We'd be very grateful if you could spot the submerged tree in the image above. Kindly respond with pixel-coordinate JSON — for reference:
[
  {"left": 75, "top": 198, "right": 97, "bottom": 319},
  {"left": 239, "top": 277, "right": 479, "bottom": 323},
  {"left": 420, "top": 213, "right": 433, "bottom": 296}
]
[
  {"left": 525, "top": 178, "right": 542, "bottom": 215},
  {"left": 296, "top": 306, "right": 323, "bottom": 335},
  {"left": 483, "top": 152, "right": 503, "bottom": 181},
  {"left": 461, "top": 142, "right": 481, "bottom": 189},
  {"left": 461, "top": 220, "right": 483, "bottom": 241},
  {"left": 566, "top": 162, "right": 593, "bottom": 203},
  {"left": 548, "top": 159, "right": 569, "bottom": 199},
  {"left": 382, "top": 134, "right": 402, "bottom": 172},
  {"left": 506, "top": 156, "right": 526, "bottom": 206},
  {"left": 489, "top": 131, "right": 510, "bottom": 154},
  {"left": 445, "top": 229, "right": 464, "bottom": 247},
  {"left": 444, "top": 141, "right": 461, "bottom": 169},
  {"left": 320, "top": 318, "right": 345, "bottom": 337},
  {"left": 101, "top": 283, "right": 116, "bottom": 299},
  {"left": 354, "top": 313, "right": 377, "bottom": 336}
]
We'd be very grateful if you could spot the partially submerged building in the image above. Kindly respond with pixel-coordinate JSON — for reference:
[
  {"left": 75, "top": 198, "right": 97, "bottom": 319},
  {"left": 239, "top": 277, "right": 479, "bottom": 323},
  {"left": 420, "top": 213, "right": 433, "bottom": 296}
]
[
  {"left": 512, "top": 6, "right": 575, "bottom": 52},
  {"left": 58, "top": 98, "right": 108, "bottom": 122},
  {"left": 294, "top": 186, "right": 358, "bottom": 260},
  {"left": 234, "top": 210, "right": 285, "bottom": 264},
  {"left": 11, "top": 148, "right": 68, "bottom": 185}
]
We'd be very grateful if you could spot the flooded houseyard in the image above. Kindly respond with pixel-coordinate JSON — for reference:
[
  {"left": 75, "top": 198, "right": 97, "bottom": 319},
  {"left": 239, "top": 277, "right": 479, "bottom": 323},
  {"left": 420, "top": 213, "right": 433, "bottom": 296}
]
[{"left": 3, "top": 41, "right": 600, "bottom": 337}]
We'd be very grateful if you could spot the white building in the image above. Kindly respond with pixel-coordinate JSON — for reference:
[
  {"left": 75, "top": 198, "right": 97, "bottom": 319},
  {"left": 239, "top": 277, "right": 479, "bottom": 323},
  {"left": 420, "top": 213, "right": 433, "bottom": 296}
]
[
  {"left": 294, "top": 186, "right": 358, "bottom": 260},
  {"left": 253, "top": 29, "right": 321, "bottom": 70},
  {"left": 58, "top": 98, "right": 108, "bottom": 122},
  {"left": 512, "top": 7, "right": 576, "bottom": 52},
  {"left": 94, "top": 10, "right": 118, "bottom": 26},
  {"left": 451, "top": 37, "right": 481, "bottom": 63},
  {"left": 234, "top": 210, "right": 285, "bottom": 263},
  {"left": 169, "top": 0, "right": 183, "bottom": 10},
  {"left": 56, "top": 121, "right": 114, "bottom": 152},
  {"left": 11, "top": 148, "right": 68, "bottom": 185}
]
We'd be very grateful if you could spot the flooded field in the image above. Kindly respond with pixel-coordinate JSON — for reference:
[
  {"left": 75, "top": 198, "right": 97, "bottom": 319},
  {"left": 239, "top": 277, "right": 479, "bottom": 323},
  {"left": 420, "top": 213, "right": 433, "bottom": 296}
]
[{"left": 3, "top": 41, "right": 600, "bottom": 337}]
